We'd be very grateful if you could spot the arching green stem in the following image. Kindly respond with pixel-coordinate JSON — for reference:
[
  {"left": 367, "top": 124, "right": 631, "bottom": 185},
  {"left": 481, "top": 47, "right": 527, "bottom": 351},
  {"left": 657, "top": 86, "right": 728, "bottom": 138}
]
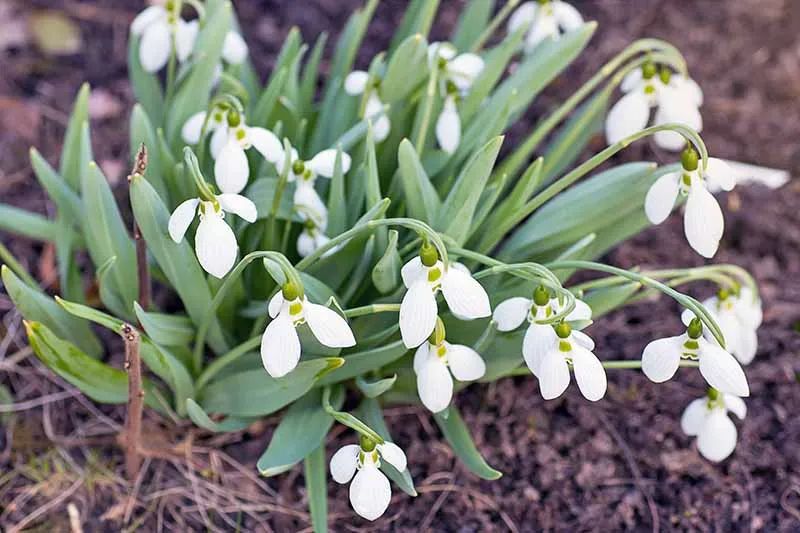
[
  {"left": 469, "top": 0, "right": 521, "bottom": 53},
  {"left": 344, "top": 303, "right": 402, "bottom": 318},
  {"left": 195, "top": 335, "right": 260, "bottom": 392}
]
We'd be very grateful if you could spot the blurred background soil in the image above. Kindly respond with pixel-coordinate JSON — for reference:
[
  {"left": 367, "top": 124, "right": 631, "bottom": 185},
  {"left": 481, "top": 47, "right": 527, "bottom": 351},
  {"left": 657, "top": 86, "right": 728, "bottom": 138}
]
[{"left": 1, "top": 0, "right": 799, "bottom": 531}]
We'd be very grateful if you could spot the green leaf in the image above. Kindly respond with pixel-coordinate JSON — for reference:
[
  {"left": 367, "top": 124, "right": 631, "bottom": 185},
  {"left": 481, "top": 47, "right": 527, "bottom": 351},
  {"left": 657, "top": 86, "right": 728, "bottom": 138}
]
[
  {"left": 59, "top": 83, "right": 90, "bottom": 191},
  {"left": 316, "top": 340, "right": 408, "bottom": 386},
  {"left": 201, "top": 358, "right": 343, "bottom": 417},
  {"left": 357, "top": 398, "right": 417, "bottom": 496},
  {"left": 434, "top": 405, "right": 502, "bottom": 480},
  {"left": 245, "top": 178, "right": 296, "bottom": 220},
  {"left": 389, "top": 0, "right": 438, "bottom": 52},
  {"left": 451, "top": 0, "right": 494, "bottom": 50},
  {"left": 29, "top": 147, "right": 83, "bottom": 223},
  {"left": 253, "top": 67, "right": 287, "bottom": 127},
  {"left": 582, "top": 282, "right": 642, "bottom": 318},
  {"left": 326, "top": 149, "right": 348, "bottom": 235},
  {"left": 129, "top": 104, "right": 169, "bottom": 202},
  {"left": 372, "top": 229, "right": 401, "bottom": 294},
  {"left": 186, "top": 398, "right": 254, "bottom": 432},
  {"left": 257, "top": 387, "right": 343, "bottom": 476},
  {"left": 2, "top": 265, "right": 101, "bottom": 357},
  {"left": 304, "top": 446, "right": 329, "bottom": 533},
  {"left": 398, "top": 139, "right": 440, "bottom": 223},
  {"left": 355, "top": 374, "right": 397, "bottom": 398},
  {"left": 0, "top": 204, "right": 66, "bottom": 243},
  {"left": 299, "top": 34, "right": 328, "bottom": 117},
  {"left": 134, "top": 302, "right": 195, "bottom": 347},
  {"left": 381, "top": 34, "right": 428, "bottom": 103},
  {"left": 127, "top": 35, "right": 164, "bottom": 123}
]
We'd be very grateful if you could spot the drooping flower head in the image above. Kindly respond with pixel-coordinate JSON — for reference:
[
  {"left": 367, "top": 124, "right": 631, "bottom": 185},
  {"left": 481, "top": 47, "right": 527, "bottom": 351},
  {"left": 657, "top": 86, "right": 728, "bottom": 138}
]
[
  {"left": 297, "top": 216, "right": 332, "bottom": 258},
  {"left": 681, "top": 388, "right": 746, "bottom": 462},
  {"left": 642, "top": 316, "right": 749, "bottom": 397},
  {"left": 131, "top": 1, "right": 197, "bottom": 73},
  {"left": 645, "top": 145, "right": 734, "bottom": 258},
  {"left": 330, "top": 436, "right": 407, "bottom": 521},
  {"left": 345, "top": 70, "right": 391, "bottom": 142},
  {"left": 508, "top": 0, "right": 585, "bottom": 53},
  {"left": 605, "top": 61, "right": 703, "bottom": 150}
]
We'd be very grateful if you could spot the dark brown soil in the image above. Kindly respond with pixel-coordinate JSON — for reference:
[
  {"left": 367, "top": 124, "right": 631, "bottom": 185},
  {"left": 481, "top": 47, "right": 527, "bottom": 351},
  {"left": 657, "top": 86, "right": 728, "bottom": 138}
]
[{"left": 1, "top": 1, "right": 799, "bottom": 531}]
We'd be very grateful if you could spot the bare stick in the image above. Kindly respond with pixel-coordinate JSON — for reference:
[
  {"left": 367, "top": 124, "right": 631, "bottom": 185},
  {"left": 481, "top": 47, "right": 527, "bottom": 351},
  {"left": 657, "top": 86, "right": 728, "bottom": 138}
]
[
  {"left": 122, "top": 323, "right": 144, "bottom": 480},
  {"left": 129, "top": 144, "right": 151, "bottom": 310}
]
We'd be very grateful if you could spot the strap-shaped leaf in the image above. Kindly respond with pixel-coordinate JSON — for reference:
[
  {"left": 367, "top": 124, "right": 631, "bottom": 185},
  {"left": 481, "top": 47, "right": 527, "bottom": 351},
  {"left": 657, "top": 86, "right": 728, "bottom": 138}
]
[
  {"left": 186, "top": 398, "right": 254, "bottom": 432},
  {"left": 134, "top": 302, "right": 195, "bottom": 347},
  {"left": 29, "top": 148, "right": 83, "bottom": 223},
  {"left": 451, "top": 0, "right": 494, "bottom": 50},
  {"left": 326, "top": 148, "right": 348, "bottom": 236},
  {"left": 59, "top": 83, "right": 90, "bottom": 191},
  {"left": 129, "top": 104, "right": 169, "bottom": 202},
  {"left": 304, "top": 445, "right": 329, "bottom": 533},
  {"left": 434, "top": 405, "right": 502, "bottom": 480},
  {"left": 371, "top": 229, "right": 401, "bottom": 294},
  {"left": 582, "top": 282, "right": 642, "bottom": 318},
  {"left": 389, "top": 0, "right": 438, "bottom": 53},
  {"left": 398, "top": 139, "right": 441, "bottom": 224},
  {"left": 381, "top": 34, "right": 429, "bottom": 103},
  {"left": 127, "top": 34, "right": 164, "bottom": 124},
  {"left": 0, "top": 204, "right": 64, "bottom": 243},
  {"left": 355, "top": 374, "right": 397, "bottom": 398},
  {"left": 316, "top": 340, "right": 408, "bottom": 386}
]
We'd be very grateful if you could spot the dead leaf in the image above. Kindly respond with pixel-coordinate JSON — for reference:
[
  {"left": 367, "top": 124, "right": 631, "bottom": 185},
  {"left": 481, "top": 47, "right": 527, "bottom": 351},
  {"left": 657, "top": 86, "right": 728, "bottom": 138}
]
[
  {"left": 29, "top": 10, "right": 82, "bottom": 56},
  {"left": 0, "top": 96, "right": 41, "bottom": 142}
]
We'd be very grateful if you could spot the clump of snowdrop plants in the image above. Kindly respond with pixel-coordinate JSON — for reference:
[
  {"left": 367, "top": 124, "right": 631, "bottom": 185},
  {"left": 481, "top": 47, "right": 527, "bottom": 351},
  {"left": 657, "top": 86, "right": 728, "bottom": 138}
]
[{"left": 1, "top": 0, "right": 764, "bottom": 526}]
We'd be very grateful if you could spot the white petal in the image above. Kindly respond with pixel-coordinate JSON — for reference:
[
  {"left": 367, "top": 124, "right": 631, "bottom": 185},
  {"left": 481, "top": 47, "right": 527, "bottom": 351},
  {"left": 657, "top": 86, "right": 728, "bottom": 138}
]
[
  {"left": 653, "top": 102, "right": 702, "bottom": 151},
  {"left": 217, "top": 193, "right": 257, "bottom": 222},
  {"left": 344, "top": 70, "right": 369, "bottom": 95},
  {"left": 697, "top": 410, "right": 737, "bottom": 462},
  {"left": 222, "top": 31, "right": 248, "bottom": 65},
  {"left": 400, "top": 257, "right": 428, "bottom": 288},
  {"left": 293, "top": 184, "right": 327, "bottom": 222},
  {"left": 681, "top": 307, "right": 697, "bottom": 327},
  {"left": 330, "top": 444, "right": 359, "bottom": 484},
  {"left": 195, "top": 212, "right": 237, "bottom": 278},
  {"left": 680, "top": 398, "right": 709, "bottom": 436},
  {"left": 735, "top": 288, "right": 762, "bottom": 328},
  {"left": 268, "top": 292, "right": 284, "bottom": 319},
  {"left": 305, "top": 303, "right": 356, "bottom": 348},
  {"left": 723, "top": 394, "right": 747, "bottom": 420},
  {"left": 684, "top": 183, "right": 723, "bottom": 258},
  {"left": 413, "top": 342, "right": 431, "bottom": 374},
  {"left": 446, "top": 343, "right": 486, "bottom": 381},
  {"left": 167, "top": 198, "right": 199, "bottom": 242},
  {"left": 620, "top": 69, "right": 643, "bottom": 93},
  {"left": 644, "top": 172, "right": 681, "bottom": 224},
  {"left": 248, "top": 127, "right": 284, "bottom": 164},
  {"left": 698, "top": 339, "right": 749, "bottom": 397},
  {"left": 508, "top": 2, "right": 537, "bottom": 33},
  {"left": 416, "top": 357, "right": 453, "bottom": 413},
  {"left": 215, "top": 140, "right": 250, "bottom": 194},
  {"left": 571, "top": 330, "right": 595, "bottom": 351},
  {"left": 570, "top": 345, "right": 607, "bottom": 401},
  {"left": 704, "top": 157, "right": 735, "bottom": 192},
  {"left": 260, "top": 314, "right": 301, "bottom": 378},
  {"left": 175, "top": 19, "right": 199, "bottom": 63},
  {"left": 734, "top": 326, "right": 758, "bottom": 365},
  {"left": 131, "top": 6, "right": 166, "bottom": 36},
  {"left": 182, "top": 111, "right": 208, "bottom": 145},
  {"left": 349, "top": 465, "right": 391, "bottom": 521},
  {"left": 525, "top": 15, "right": 558, "bottom": 50},
  {"left": 309, "top": 149, "right": 351, "bottom": 178},
  {"left": 139, "top": 20, "right": 171, "bottom": 73},
  {"left": 440, "top": 268, "right": 491, "bottom": 319},
  {"left": 210, "top": 127, "right": 229, "bottom": 159},
  {"left": 522, "top": 323, "right": 557, "bottom": 376},
  {"left": 492, "top": 297, "right": 532, "bottom": 332},
  {"left": 447, "top": 54, "right": 484, "bottom": 91},
  {"left": 562, "top": 298, "right": 592, "bottom": 322},
  {"left": 297, "top": 230, "right": 316, "bottom": 258},
  {"left": 641, "top": 335, "right": 683, "bottom": 383},
  {"left": 673, "top": 76, "right": 703, "bottom": 107},
  {"left": 399, "top": 281, "right": 438, "bottom": 348},
  {"left": 605, "top": 90, "right": 650, "bottom": 145},
  {"left": 373, "top": 115, "right": 391, "bottom": 142},
  {"left": 435, "top": 97, "right": 461, "bottom": 155},
  {"left": 376, "top": 442, "right": 407, "bottom": 472},
  {"left": 552, "top": 1, "right": 584, "bottom": 30},
  {"left": 538, "top": 349, "right": 570, "bottom": 400}
]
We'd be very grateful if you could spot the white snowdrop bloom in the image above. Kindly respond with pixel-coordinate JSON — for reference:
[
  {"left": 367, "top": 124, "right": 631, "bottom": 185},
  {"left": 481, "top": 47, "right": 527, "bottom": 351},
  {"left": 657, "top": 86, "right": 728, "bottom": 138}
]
[
  {"left": 605, "top": 63, "right": 703, "bottom": 150},
  {"left": 534, "top": 322, "right": 605, "bottom": 401},
  {"left": 436, "top": 95, "right": 461, "bottom": 155},
  {"left": 295, "top": 205, "right": 337, "bottom": 259},
  {"left": 181, "top": 108, "right": 227, "bottom": 145},
  {"left": 413, "top": 337, "right": 486, "bottom": 413},
  {"left": 168, "top": 193, "right": 257, "bottom": 278},
  {"left": 130, "top": 4, "right": 196, "bottom": 73},
  {"left": 261, "top": 284, "right": 355, "bottom": 378},
  {"left": 399, "top": 247, "right": 491, "bottom": 349},
  {"left": 222, "top": 31, "right": 248, "bottom": 65},
  {"left": 330, "top": 438, "right": 407, "bottom": 521},
  {"left": 645, "top": 147, "right": 734, "bottom": 258},
  {"left": 642, "top": 317, "right": 749, "bottom": 397},
  {"left": 681, "top": 390, "right": 746, "bottom": 462},
  {"left": 344, "top": 70, "right": 391, "bottom": 142},
  {"left": 681, "top": 287, "right": 762, "bottom": 365},
  {"left": 507, "top": 0, "right": 584, "bottom": 53}
]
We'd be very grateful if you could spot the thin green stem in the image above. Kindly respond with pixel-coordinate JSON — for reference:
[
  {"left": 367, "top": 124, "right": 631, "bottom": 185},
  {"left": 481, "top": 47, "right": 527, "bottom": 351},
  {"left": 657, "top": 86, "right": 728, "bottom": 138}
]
[
  {"left": 195, "top": 335, "right": 260, "bottom": 392},
  {"left": 469, "top": 0, "right": 521, "bottom": 53},
  {"left": 0, "top": 242, "right": 37, "bottom": 288},
  {"left": 414, "top": 62, "right": 439, "bottom": 152},
  {"left": 343, "top": 303, "right": 401, "bottom": 318}
]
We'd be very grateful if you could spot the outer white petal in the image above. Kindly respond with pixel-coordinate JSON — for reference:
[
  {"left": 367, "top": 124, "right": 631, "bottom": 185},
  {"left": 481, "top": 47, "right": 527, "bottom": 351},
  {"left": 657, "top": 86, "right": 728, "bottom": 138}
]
[
  {"left": 508, "top": 2, "right": 537, "bottom": 33},
  {"left": 297, "top": 230, "right": 316, "bottom": 257},
  {"left": 558, "top": 298, "right": 592, "bottom": 322},
  {"left": 268, "top": 292, "right": 284, "bottom": 319},
  {"left": 294, "top": 184, "right": 327, "bottom": 221},
  {"left": 680, "top": 398, "right": 709, "bottom": 436},
  {"left": 349, "top": 466, "right": 391, "bottom": 521},
  {"left": 681, "top": 307, "right": 697, "bottom": 327},
  {"left": 436, "top": 97, "right": 461, "bottom": 155},
  {"left": 447, "top": 54, "right": 484, "bottom": 91},
  {"left": 400, "top": 281, "right": 438, "bottom": 348},
  {"left": 376, "top": 442, "right": 407, "bottom": 472},
  {"left": 704, "top": 157, "right": 735, "bottom": 192},
  {"left": 309, "top": 149, "right": 352, "bottom": 178},
  {"left": 373, "top": 115, "right": 391, "bottom": 143},
  {"left": 570, "top": 345, "right": 607, "bottom": 401},
  {"left": 248, "top": 127, "right": 284, "bottom": 164},
  {"left": 182, "top": 111, "right": 208, "bottom": 144},
  {"left": 571, "top": 330, "right": 595, "bottom": 351},
  {"left": 400, "top": 257, "right": 428, "bottom": 288},
  {"left": 175, "top": 19, "right": 199, "bottom": 63},
  {"left": 724, "top": 394, "right": 747, "bottom": 420},
  {"left": 696, "top": 410, "right": 737, "bottom": 462},
  {"left": 446, "top": 343, "right": 486, "bottom": 381},
  {"left": 215, "top": 140, "right": 250, "bottom": 194},
  {"left": 653, "top": 102, "right": 702, "bottom": 151},
  {"left": 222, "top": 31, "right": 248, "bottom": 64},
  {"left": 210, "top": 127, "right": 229, "bottom": 159},
  {"left": 523, "top": 323, "right": 557, "bottom": 376},
  {"left": 684, "top": 183, "right": 724, "bottom": 258},
  {"left": 698, "top": 339, "right": 749, "bottom": 397},
  {"left": 139, "top": 20, "right": 172, "bottom": 73},
  {"left": 525, "top": 15, "right": 558, "bottom": 50},
  {"left": 620, "top": 69, "right": 643, "bottom": 93},
  {"left": 552, "top": 0, "right": 584, "bottom": 30},
  {"left": 305, "top": 303, "right": 356, "bottom": 348},
  {"left": 329, "top": 444, "right": 359, "bottom": 484},
  {"left": 195, "top": 212, "right": 237, "bottom": 278},
  {"left": 735, "top": 288, "right": 762, "bottom": 328},
  {"left": 734, "top": 326, "right": 758, "bottom": 365},
  {"left": 168, "top": 198, "right": 199, "bottom": 242},
  {"left": 672, "top": 76, "right": 704, "bottom": 107},
  {"left": 538, "top": 349, "right": 570, "bottom": 400},
  {"left": 641, "top": 335, "right": 683, "bottom": 383},
  {"left": 605, "top": 90, "right": 650, "bottom": 145},
  {"left": 492, "top": 297, "right": 532, "bottom": 332},
  {"left": 260, "top": 314, "right": 301, "bottom": 378},
  {"left": 131, "top": 6, "right": 165, "bottom": 35},
  {"left": 417, "top": 356, "right": 454, "bottom": 413},
  {"left": 217, "top": 193, "right": 257, "bottom": 222},
  {"left": 440, "top": 268, "right": 491, "bottom": 319},
  {"left": 344, "top": 70, "right": 369, "bottom": 95},
  {"left": 644, "top": 172, "right": 681, "bottom": 224}
]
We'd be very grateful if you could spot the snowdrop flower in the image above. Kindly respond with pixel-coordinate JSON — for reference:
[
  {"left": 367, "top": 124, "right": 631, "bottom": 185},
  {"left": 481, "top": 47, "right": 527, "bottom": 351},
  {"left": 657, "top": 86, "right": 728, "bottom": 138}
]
[
  {"left": 130, "top": 2, "right": 197, "bottom": 73},
  {"left": 344, "top": 71, "right": 390, "bottom": 142},
  {"left": 295, "top": 204, "right": 335, "bottom": 258},
  {"left": 261, "top": 282, "right": 355, "bottom": 378},
  {"left": 413, "top": 319, "right": 486, "bottom": 413},
  {"left": 428, "top": 42, "right": 484, "bottom": 154},
  {"left": 681, "top": 389, "right": 746, "bottom": 462},
  {"left": 642, "top": 316, "right": 749, "bottom": 397},
  {"left": 681, "top": 287, "right": 762, "bottom": 365},
  {"left": 168, "top": 193, "right": 257, "bottom": 278},
  {"left": 507, "top": 0, "right": 584, "bottom": 53},
  {"left": 330, "top": 436, "right": 407, "bottom": 521},
  {"left": 221, "top": 31, "right": 248, "bottom": 65},
  {"left": 645, "top": 146, "right": 734, "bottom": 258},
  {"left": 399, "top": 244, "right": 491, "bottom": 348},
  {"left": 605, "top": 62, "right": 703, "bottom": 150}
]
